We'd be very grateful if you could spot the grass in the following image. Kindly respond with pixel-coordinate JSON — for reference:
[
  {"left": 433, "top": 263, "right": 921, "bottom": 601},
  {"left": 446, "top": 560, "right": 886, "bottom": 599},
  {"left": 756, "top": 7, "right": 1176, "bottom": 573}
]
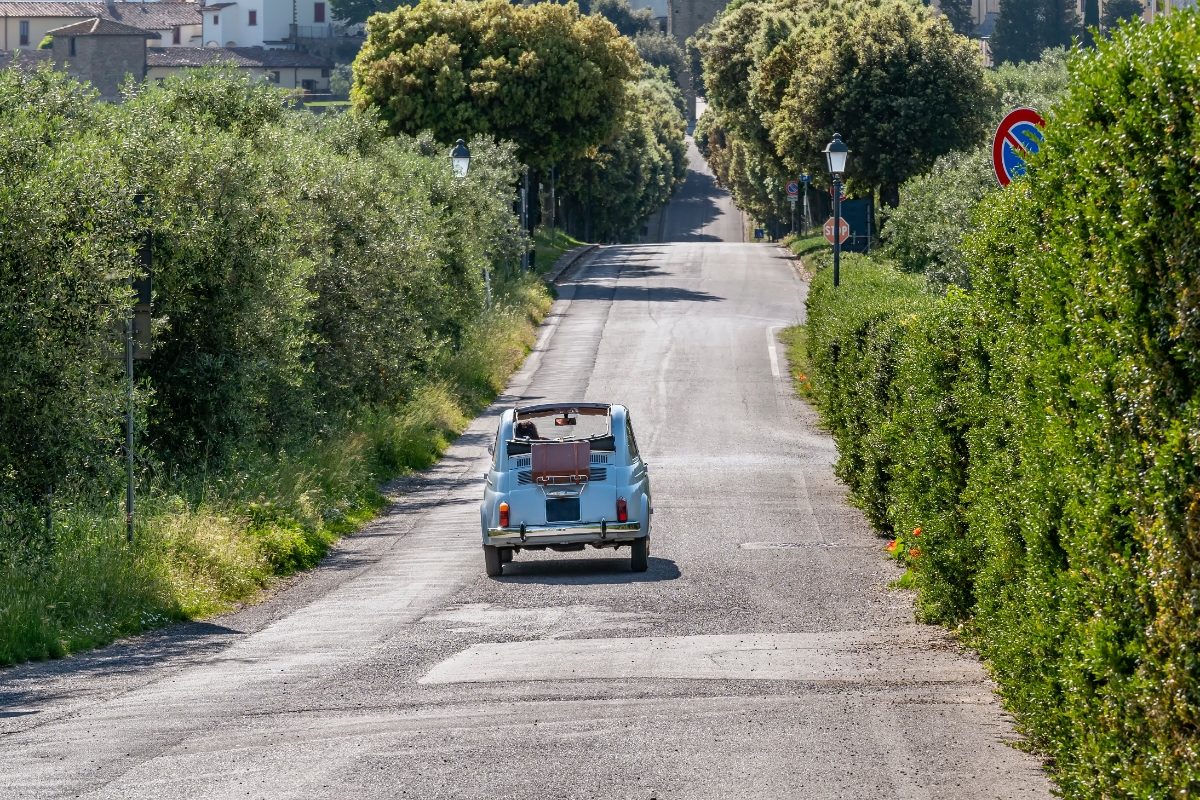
[
  {"left": 782, "top": 233, "right": 829, "bottom": 262},
  {"left": 533, "top": 227, "right": 586, "bottom": 273},
  {"left": 780, "top": 325, "right": 815, "bottom": 401},
  {"left": 0, "top": 271, "right": 553, "bottom": 666}
]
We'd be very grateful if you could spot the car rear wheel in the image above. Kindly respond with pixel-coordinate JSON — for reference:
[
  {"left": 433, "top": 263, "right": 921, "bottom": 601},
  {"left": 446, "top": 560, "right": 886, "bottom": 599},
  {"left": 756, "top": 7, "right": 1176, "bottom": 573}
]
[
  {"left": 483, "top": 545, "right": 503, "bottom": 577},
  {"left": 630, "top": 536, "right": 649, "bottom": 572}
]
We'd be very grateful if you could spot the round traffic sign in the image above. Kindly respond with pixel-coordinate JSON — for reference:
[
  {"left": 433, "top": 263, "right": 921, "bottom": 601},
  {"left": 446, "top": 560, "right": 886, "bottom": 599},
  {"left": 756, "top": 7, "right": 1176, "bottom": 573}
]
[
  {"left": 786, "top": 180, "right": 799, "bottom": 197},
  {"left": 992, "top": 107, "right": 1046, "bottom": 186},
  {"left": 823, "top": 216, "right": 849, "bottom": 245}
]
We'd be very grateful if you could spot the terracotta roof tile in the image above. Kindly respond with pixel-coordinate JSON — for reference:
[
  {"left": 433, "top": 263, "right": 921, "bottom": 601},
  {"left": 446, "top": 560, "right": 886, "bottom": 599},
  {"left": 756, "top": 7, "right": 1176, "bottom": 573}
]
[
  {"left": 0, "top": 2, "right": 200, "bottom": 29},
  {"left": 146, "top": 46, "right": 331, "bottom": 69},
  {"left": 47, "top": 16, "right": 162, "bottom": 36},
  {"left": 0, "top": 47, "right": 53, "bottom": 70}
]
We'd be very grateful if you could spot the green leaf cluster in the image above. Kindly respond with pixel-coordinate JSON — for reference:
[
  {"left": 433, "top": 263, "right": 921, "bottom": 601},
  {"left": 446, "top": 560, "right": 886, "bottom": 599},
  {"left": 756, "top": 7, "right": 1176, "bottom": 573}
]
[
  {"left": 0, "top": 66, "right": 525, "bottom": 525},
  {"left": 879, "top": 51, "right": 1070, "bottom": 289},
  {"left": 803, "top": 13, "right": 1200, "bottom": 795},
  {"left": 694, "top": 0, "right": 991, "bottom": 223},
  {"left": 351, "top": 0, "right": 640, "bottom": 170},
  {"left": 559, "top": 65, "right": 688, "bottom": 241}
]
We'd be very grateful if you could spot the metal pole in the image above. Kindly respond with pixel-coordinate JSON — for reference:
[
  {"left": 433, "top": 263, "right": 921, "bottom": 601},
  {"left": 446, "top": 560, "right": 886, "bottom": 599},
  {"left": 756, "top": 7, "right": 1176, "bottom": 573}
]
[
  {"left": 832, "top": 177, "right": 842, "bottom": 288},
  {"left": 521, "top": 169, "right": 529, "bottom": 270},
  {"left": 802, "top": 184, "right": 811, "bottom": 235},
  {"left": 124, "top": 314, "right": 135, "bottom": 543}
]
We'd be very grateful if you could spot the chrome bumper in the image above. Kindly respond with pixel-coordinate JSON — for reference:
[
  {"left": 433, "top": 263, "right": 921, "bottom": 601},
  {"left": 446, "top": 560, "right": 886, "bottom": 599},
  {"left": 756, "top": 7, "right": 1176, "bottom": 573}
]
[{"left": 486, "top": 521, "right": 642, "bottom": 546}]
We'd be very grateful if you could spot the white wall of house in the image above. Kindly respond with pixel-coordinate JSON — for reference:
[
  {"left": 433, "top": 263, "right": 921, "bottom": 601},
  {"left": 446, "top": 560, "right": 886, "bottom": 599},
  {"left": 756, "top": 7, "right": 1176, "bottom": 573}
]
[
  {"left": 203, "top": 0, "right": 333, "bottom": 48},
  {"left": 150, "top": 23, "right": 202, "bottom": 47},
  {"left": 0, "top": 15, "right": 78, "bottom": 50},
  {"left": 146, "top": 62, "right": 328, "bottom": 91}
]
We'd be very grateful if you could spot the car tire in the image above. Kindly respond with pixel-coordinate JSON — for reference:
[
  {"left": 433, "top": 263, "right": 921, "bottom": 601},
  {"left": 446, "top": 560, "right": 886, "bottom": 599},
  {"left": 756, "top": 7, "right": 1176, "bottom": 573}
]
[
  {"left": 500, "top": 548, "right": 513, "bottom": 564},
  {"left": 630, "top": 536, "right": 650, "bottom": 572},
  {"left": 483, "top": 545, "right": 503, "bottom": 577}
]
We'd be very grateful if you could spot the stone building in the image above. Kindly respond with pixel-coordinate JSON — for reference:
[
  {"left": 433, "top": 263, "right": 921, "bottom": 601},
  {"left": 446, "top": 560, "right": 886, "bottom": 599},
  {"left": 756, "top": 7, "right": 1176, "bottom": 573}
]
[{"left": 46, "top": 17, "right": 157, "bottom": 99}]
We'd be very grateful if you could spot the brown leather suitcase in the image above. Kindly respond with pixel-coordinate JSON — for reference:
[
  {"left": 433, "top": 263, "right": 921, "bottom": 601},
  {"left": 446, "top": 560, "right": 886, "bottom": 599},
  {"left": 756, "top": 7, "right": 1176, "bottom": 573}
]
[{"left": 531, "top": 441, "right": 591, "bottom": 485}]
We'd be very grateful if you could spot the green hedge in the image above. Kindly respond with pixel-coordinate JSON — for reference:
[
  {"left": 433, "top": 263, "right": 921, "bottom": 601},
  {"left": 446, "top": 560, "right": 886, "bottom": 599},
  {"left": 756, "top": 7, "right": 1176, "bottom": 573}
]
[
  {"left": 0, "top": 67, "right": 549, "bottom": 663},
  {"left": 0, "top": 66, "right": 523, "bottom": 510},
  {"left": 804, "top": 12, "right": 1200, "bottom": 796}
]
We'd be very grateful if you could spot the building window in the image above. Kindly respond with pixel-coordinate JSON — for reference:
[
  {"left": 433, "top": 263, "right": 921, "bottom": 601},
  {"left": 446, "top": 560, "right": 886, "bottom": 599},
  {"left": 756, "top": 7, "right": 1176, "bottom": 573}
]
[
  {"left": 320, "top": 67, "right": 330, "bottom": 78},
  {"left": 249, "top": 10, "right": 257, "bottom": 25},
  {"left": 68, "top": 37, "right": 76, "bottom": 56},
  {"left": 301, "top": 78, "right": 317, "bottom": 93},
  {"left": 268, "top": 70, "right": 280, "bottom": 83},
  {"left": 18, "top": 20, "right": 29, "bottom": 46},
  {"left": 172, "top": 26, "right": 181, "bottom": 44},
  {"left": 212, "top": 13, "right": 219, "bottom": 24},
  {"left": 314, "top": 2, "right": 326, "bottom": 23}
]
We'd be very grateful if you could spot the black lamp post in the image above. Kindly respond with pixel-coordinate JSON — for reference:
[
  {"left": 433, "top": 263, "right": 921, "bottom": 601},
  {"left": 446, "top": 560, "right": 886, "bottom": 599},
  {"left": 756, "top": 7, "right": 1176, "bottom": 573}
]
[
  {"left": 450, "top": 138, "right": 471, "bottom": 178},
  {"left": 823, "top": 133, "right": 849, "bottom": 287},
  {"left": 451, "top": 138, "right": 490, "bottom": 307}
]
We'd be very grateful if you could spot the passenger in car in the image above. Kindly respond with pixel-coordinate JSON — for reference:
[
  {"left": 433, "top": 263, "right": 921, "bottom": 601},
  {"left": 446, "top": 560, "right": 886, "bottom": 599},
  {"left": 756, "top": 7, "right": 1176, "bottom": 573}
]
[{"left": 515, "top": 421, "right": 540, "bottom": 439}]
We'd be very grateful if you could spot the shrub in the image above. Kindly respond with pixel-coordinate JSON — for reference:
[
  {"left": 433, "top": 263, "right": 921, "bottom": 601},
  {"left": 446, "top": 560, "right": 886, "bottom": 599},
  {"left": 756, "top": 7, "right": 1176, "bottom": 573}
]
[{"left": 804, "top": 13, "right": 1200, "bottom": 795}]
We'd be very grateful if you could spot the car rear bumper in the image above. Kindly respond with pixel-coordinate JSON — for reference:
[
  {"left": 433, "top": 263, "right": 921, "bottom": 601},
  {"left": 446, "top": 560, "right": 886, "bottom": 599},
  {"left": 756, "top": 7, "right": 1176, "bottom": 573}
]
[{"left": 486, "top": 521, "right": 643, "bottom": 546}]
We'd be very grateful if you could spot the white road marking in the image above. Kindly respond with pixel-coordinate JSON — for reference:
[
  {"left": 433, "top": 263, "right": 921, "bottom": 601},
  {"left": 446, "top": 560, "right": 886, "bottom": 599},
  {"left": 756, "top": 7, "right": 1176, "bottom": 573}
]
[
  {"left": 420, "top": 627, "right": 982, "bottom": 685},
  {"left": 766, "top": 325, "right": 782, "bottom": 379}
]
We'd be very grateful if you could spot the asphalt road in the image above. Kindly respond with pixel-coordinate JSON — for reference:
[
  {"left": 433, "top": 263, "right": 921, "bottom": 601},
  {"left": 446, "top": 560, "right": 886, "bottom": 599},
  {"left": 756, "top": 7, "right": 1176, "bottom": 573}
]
[{"left": 0, "top": 144, "right": 1053, "bottom": 799}]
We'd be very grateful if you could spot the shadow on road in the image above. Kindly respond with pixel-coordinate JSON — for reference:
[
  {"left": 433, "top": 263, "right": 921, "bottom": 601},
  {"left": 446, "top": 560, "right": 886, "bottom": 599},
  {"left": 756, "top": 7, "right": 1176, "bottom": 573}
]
[
  {"left": 496, "top": 556, "right": 680, "bottom": 585},
  {"left": 568, "top": 282, "right": 723, "bottom": 304},
  {"left": 0, "top": 621, "right": 242, "bottom": 711},
  {"left": 666, "top": 169, "right": 731, "bottom": 242}
]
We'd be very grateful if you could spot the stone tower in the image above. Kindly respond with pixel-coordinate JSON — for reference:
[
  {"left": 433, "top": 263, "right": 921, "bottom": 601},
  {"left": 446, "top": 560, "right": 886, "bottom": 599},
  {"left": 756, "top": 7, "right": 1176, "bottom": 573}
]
[{"left": 666, "top": 0, "right": 728, "bottom": 121}]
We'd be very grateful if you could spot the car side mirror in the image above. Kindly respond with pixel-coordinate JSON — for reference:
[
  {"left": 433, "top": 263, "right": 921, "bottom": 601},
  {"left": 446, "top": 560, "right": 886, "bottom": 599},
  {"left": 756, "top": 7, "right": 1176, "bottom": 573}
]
[{"left": 487, "top": 441, "right": 494, "bottom": 455}]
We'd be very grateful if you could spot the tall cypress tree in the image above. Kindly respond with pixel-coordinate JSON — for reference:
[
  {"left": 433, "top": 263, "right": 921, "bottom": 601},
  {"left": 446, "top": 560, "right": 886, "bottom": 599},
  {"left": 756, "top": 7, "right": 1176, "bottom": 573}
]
[
  {"left": 1101, "top": 0, "right": 1144, "bottom": 33},
  {"left": 938, "top": 0, "right": 976, "bottom": 35},
  {"left": 991, "top": 0, "right": 1044, "bottom": 63},
  {"left": 991, "top": 0, "right": 1081, "bottom": 64},
  {"left": 1044, "top": 0, "right": 1083, "bottom": 49}
]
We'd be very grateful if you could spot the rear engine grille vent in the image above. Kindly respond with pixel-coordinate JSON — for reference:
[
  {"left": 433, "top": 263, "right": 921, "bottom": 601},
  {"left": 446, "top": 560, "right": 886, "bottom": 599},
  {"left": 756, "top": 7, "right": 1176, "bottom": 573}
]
[
  {"left": 590, "top": 454, "right": 609, "bottom": 464},
  {"left": 510, "top": 455, "right": 532, "bottom": 468},
  {"left": 518, "top": 468, "right": 607, "bottom": 485}
]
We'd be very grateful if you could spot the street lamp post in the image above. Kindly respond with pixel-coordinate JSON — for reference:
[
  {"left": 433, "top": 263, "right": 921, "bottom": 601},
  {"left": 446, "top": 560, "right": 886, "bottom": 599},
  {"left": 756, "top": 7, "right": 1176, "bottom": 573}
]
[
  {"left": 451, "top": 139, "right": 489, "bottom": 307},
  {"left": 823, "top": 133, "right": 849, "bottom": 287},
  {"left": 450, "top": 138, "right": 471, "bottom": 178}
]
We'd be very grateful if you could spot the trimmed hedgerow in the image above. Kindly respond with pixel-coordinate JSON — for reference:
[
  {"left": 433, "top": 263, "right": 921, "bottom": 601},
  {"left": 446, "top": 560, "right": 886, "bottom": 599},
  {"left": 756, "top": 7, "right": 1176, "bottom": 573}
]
[{"left": 804, "top": 12, "right": 1200, "bottom": 797}]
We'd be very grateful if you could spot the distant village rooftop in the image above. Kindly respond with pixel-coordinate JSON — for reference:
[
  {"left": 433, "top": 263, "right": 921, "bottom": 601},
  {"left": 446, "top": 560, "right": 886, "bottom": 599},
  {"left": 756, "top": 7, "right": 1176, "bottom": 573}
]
[
  {"left": 146, "top": 45, "right": 331, "bottom": 69},
  {"left": 46, "top": 17, "right": 161, "bottom": 38}
]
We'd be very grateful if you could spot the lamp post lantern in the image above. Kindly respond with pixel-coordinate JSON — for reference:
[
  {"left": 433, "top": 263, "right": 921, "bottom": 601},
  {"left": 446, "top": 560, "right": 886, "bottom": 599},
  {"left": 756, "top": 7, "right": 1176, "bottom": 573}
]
[
  {"left": 450, "top": 138, "right": 471, "bottom": 178},
  {"left": 823, "top": 133, "right": 849, "bottom": 287},
  {"left": 450, "top": 138, "right": 489, "bottom": 307}
]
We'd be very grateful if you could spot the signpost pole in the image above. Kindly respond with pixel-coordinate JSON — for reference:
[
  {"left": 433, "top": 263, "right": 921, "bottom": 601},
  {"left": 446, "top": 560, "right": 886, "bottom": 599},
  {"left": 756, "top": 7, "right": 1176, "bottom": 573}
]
[{"left": 832, "top": 177, "right": 842, "bottom": 288}]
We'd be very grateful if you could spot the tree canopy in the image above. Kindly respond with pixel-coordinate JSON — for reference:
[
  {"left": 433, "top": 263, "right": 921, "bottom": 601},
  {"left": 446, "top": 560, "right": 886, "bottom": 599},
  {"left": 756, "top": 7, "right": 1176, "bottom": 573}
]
[
  {"left": 352, "top": 0, "right": 640, "bottom": 169},
  {"left": 990, "top": 0, "right": 1081, "bottom": 64},
  {"left": 695, "top": 0, "right": 991, "bottom": 219}
]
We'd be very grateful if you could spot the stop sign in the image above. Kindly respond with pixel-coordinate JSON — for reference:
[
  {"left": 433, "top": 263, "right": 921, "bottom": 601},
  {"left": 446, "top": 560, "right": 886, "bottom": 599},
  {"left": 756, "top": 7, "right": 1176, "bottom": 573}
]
[{"left": 823, "top": 216, "right": 850, "bottom": 245}]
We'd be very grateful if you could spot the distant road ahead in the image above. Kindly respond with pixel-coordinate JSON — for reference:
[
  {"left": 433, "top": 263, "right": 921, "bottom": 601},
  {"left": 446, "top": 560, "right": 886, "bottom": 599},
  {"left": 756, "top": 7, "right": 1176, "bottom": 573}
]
[{"left": 648, "top": 135, "right": 744, "bottom": 243}]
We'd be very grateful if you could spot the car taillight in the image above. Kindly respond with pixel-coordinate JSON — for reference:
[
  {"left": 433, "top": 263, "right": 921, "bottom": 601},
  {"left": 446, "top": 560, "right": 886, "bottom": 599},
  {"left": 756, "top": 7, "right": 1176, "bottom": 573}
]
[
  {"left": 499, "top": 502, "right": 509, "bottom": 528},
  {"left": 616, "top": 497, "right": 628, "bottom": 523}
]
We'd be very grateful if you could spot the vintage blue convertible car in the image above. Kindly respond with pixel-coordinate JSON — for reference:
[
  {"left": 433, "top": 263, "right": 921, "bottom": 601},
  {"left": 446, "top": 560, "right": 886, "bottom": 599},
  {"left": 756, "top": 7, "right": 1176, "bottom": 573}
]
[{"left": 479, "top": 402, "right": 652, "bottom": 576}]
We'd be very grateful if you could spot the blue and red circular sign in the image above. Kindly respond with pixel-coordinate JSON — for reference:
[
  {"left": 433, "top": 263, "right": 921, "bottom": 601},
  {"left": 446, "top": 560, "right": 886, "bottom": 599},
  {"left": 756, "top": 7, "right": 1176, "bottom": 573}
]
[
  {"left": 786, "top": 180, "right": 800, "bottom": 197},
  {"left": 992, "top": 107, "right": 1046, "bottom": 186}
]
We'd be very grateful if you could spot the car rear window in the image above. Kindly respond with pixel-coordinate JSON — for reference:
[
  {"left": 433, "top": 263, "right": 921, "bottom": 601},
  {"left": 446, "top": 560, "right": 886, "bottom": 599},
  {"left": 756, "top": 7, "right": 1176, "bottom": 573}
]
[{"left": 507, "top": 407, "right": 614, "bottom": 455}]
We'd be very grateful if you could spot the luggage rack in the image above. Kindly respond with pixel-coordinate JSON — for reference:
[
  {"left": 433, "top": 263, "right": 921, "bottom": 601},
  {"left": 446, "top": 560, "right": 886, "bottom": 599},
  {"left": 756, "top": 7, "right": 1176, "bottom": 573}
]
[{"left": 531, "top": 441, "right": 592, "bottom": 490}]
